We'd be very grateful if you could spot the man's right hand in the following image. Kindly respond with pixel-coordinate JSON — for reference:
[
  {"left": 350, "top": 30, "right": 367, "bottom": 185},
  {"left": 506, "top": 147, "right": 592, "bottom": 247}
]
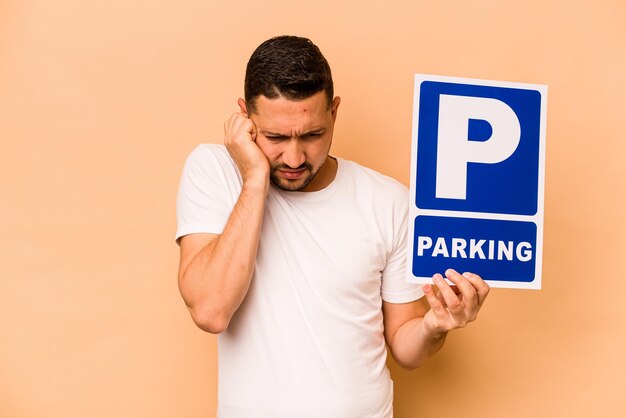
[
  {"left": 179, "top": 113, "right": 271, "bottom": 334},
  {"left": 224, "top": 113, "right": 269, "bottom": 190}
]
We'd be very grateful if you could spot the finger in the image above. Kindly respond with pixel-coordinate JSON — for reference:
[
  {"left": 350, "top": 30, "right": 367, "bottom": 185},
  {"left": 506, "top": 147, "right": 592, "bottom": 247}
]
[
  {"left": 234, "top": 117, "right": 253, "bottom": 139},
  {"left": 226, "top": 114, "right": 254, "bottom": 146},
  {"left": 435, "top": 286, "right": 447, "bottom": 306},
  {"left": 445, "top": 269, "right": 478, "bottom": 307},
  {"left": 422, "top": 283, "right": 448, "bottom": 319},
  {"left": 231, "top": 113, "right": 248, "bottom": 137},
  {"left": 433, "top": 283, "right": 459, "bottom": 304},
  {"left": 224, "top": 113, "right": 241, "bottom": 140},
  {"left": 449, "top": 285, "right": 462, "bottom": 295},
  {"left": 462, "top": 272, "right": 490, "bottom": 306},
  {"left": 433, "top": 273, "right": 463, "bottom": 314},
  {"left": 248, "top": 119, "right": 258, "bottom": 141},
  {"left": 225, "top": 112, "right": 247, "bottom": 132},
  {"left": 224, "top": 114, "right": 233, "bottom": 136}
]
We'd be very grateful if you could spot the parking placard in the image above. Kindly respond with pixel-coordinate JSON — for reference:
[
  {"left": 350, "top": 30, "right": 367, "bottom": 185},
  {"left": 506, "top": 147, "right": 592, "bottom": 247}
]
[{"left": 407, "top": 74, "right": 547, "bottom": 289}]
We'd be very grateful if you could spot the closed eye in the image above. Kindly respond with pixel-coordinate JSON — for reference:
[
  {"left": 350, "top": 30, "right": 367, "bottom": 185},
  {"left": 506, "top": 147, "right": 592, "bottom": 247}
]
[
  {"left": 260, "top": 129, "right": 325, "bottom": 141},
  {"left": 265, "top": 134, "right": 289, "bottom": 142},
  {"left": 303, "top": 131, "right": 324, "bottom": 139}
]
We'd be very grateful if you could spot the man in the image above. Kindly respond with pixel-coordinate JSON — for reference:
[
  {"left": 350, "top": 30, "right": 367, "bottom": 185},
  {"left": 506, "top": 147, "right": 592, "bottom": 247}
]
[{"left": 176, "top": 36, "right": 489, "bottom": 417}]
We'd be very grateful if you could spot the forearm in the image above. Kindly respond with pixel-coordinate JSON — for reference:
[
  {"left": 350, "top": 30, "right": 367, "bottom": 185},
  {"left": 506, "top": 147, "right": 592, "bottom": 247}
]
[
  {"left": 384, "top": 271, "right": 490, "bottom": 370},
  {"left": 179, "top": 182, "right": 267, "bottom": 333},
  {"left": 388, "top": 317, "right": 448, "bottom": 370}
]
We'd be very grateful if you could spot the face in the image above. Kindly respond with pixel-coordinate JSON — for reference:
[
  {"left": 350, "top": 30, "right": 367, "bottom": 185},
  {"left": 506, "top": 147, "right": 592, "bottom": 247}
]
[{"left": 240, "top": 91, "right": 341, "bottom": 192}]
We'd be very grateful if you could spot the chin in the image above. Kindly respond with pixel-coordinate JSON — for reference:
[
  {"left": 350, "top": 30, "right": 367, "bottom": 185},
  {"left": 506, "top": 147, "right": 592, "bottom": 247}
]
[
  {"left": 270, "top": 174, "right": 314, "bottom": 192},
  {"left": 271, "top": 178, "right": 311, "bottom": 192}
]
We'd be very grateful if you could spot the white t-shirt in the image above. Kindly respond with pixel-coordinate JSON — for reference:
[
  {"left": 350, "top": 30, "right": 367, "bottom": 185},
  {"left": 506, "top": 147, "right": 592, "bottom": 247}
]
[{"left": 176, "top": 144, "right": 424, "bottom": 418}]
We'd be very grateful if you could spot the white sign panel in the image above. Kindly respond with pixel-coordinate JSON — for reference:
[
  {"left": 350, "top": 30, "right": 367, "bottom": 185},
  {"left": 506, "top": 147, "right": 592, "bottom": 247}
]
[{"left": 407, "top": 74, "right": 548, "bottom": 289}]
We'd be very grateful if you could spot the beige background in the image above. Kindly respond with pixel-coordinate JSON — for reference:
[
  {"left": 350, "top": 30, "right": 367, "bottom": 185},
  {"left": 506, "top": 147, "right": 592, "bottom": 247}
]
[{"left": 1, "top": 1, "right": 625, "bottom": 417}]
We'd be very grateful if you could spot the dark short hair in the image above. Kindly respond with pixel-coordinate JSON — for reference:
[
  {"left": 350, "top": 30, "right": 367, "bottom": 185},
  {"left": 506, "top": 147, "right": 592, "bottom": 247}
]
[{"left": 244, "top": 35, "right": 334, "bottom": 113}]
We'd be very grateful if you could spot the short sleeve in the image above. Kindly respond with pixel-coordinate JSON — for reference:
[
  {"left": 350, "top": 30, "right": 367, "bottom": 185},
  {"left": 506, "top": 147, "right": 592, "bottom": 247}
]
[
  {"left": 380, "top": 190, "right": 425, "bottom": 303},
  {"left": 175, "top": 144, "right": 242, "bottom": 243}
]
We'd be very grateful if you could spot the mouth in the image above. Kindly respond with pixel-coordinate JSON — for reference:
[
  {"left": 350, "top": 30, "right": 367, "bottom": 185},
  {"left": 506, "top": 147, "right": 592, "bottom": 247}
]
[
  {"left": 274, "top": 163, "right": 312, "bottom": 180},
  {"left": 278, "top": 167, "right": 307, "bottom": 179}
]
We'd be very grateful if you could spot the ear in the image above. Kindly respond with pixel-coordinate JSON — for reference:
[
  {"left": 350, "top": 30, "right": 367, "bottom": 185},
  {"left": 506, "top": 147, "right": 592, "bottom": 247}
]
[
  {"left": 237, "top": 98, "right": 248, "bottom": 116},
  {"left": 331, "top": 96, "right": 341, "bottom": 121}
]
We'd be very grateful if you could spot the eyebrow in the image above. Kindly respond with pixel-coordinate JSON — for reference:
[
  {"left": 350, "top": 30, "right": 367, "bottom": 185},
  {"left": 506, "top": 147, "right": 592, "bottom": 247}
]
[{"left": 260, "top": 128, "right": 326, "bottom": 138}]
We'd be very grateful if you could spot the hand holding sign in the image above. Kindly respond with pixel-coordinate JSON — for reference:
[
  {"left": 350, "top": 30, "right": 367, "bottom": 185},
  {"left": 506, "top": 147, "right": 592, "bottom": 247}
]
[{"left": 421, "top": 269, "right": 490, "bottom": 334}]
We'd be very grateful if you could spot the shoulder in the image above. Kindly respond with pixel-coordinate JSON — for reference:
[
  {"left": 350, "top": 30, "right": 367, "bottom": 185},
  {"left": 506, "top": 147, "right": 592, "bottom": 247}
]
[
  {"left": 184, "top": 144, "right": 238, "bottom": 176},
  {"left": 180, "top": 144, "right": 242, "bottom": 194},
  {"left": 185, "top": 143, "right": 231, "bottom": 166},
  {"left": 339, "top": 158, "right": 408, "bottom": 201}
]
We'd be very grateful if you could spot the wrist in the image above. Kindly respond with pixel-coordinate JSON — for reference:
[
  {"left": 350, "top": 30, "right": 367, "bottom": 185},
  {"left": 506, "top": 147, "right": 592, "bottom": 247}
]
[
  {"left": 420, "top": 317, "right": 448, "bottom": 341},
  {"left": 242, "top": 174, "right": 269, "bottom": 195}
]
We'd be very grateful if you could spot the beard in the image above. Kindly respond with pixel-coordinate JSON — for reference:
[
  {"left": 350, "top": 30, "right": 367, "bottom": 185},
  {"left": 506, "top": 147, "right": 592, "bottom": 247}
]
[{"left": 269, "top": 161, "right": 318, "bottom": 191}]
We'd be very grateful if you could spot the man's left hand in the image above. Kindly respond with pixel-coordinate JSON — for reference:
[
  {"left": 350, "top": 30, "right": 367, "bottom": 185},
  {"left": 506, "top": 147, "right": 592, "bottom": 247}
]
[{"left": 421, "top": 269, "right": 490, "bottom": 336}]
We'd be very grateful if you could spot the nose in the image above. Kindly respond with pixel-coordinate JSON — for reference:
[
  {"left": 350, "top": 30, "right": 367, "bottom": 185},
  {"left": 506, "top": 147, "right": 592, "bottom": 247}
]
[{"left": 282, "top": 139, "right": 306, "bottom": 168}]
